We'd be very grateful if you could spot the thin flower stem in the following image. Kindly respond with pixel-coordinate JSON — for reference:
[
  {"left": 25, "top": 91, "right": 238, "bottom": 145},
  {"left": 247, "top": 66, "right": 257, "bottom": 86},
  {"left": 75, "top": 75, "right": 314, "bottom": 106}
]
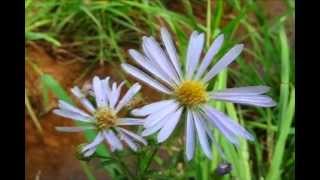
[
  {"left": 114, "top": 153, "right": 134, "bottom": 180},
  {"left": 142, "top": 145, "right": 160, "bottom": 175},
  {"left": 96, "top": 153, "right": 133, "bottom": 179}
]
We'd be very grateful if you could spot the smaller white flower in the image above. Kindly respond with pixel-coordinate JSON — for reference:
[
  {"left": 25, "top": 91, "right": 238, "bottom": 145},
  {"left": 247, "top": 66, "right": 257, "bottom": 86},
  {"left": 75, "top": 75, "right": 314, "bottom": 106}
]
[{"left": 53, "top": 76, "right": 147, "bottom": 157}]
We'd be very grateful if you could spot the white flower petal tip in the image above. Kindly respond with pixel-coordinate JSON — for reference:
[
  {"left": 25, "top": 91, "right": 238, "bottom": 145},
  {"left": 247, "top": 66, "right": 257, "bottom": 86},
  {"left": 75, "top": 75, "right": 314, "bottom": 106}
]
[
  {"left": 185, "top": 110, "right": 195, "bottom": 161},
  {"left": 52, "top": 109, "right": 91, "bottom": 122},
  {"left": 121, "top": 63, "right": 172, "bottom": 94},
  {"left": 157, "top": 107, "right": 183, "bottom": 143},
  {"left": 203, "top": 43, "right": 244, "bottom": 82}
]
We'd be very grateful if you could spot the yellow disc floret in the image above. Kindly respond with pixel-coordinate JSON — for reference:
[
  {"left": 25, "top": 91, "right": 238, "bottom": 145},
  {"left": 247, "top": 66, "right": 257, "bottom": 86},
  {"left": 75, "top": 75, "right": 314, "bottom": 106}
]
[
  {"left": 175, "top": 80, "right": 208, "bottom": 107},
  {"left": 94, "top": 108, "right": 118, "bottom": 131}
]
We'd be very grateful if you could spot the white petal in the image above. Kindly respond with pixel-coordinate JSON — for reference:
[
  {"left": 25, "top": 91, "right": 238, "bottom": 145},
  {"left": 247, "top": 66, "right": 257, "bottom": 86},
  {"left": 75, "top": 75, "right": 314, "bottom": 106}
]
[
  {"left": 157, "top": 107, "right": 183, "bottom": 142},
  {"left": 186, "top": 32, "right": 205, "bottom": 79},
  {"left": 118, "top": 130, "right": 138, "bottom": 151},
  {"left": 203, "top": 44, "right": 244, "bottom": 82},
  {"left": 115, "top": 83, "right": 141, "bottom": 112},
  {"left": 83, "top": 146, "right": 97, "bottom": 157},
  {"left": 82, "top": 132, "right": 104, "bottom": 152},
  {"left": 197, "top": 112, "right": 226, "bottom": 158},
  {"left": 55, "top": 126, "right": 95, "bottom": 132},
  {"left": 58, "top": 100, "right": 91, "bottom": 118},
  {"left": 121, "top": 63, "right": 172, "bottom": 94},
  {"left": 131, "top": 100, "right": 175, "bottom": 116},
  {"left": 193, "top": 111, "right": 212, "bottom": 159},
  {"left": 195, "top": 34, "right": 224, "bottom": 79},
  {"left": 103, "top": 130, "right": 123, "bottom": 151},
  {"left": 212, "top": 86, "right": 271, "bottom": 96},
  {"left": 160, "top": 27, "right": 182, "bottom": 78},
  {"left": 92, "top": 76, "right": 107, "bottom": 108},
  {"left": 203, "top": 105, "right": 254, "bottom": 141},
  {"left": 117, "top": 118, "right": 145, "bottom": 125},
  {"left": 111, "top": 82, "right": 125, "bottom": 109},
  {"left": 201, "top": 108, "right": 239, "bottom": 145},
  {"left": 71, "top": 86, "right": 95, "bottom": 113},
  {"left": 119, "top": 127, "right": 147, "bottom": 145},
  {"left": 101, "top": 77, "right": 112, "bottom": 105},
  {"left": 212, "top": 94, "right": 276, "bottom": 107},
  {"left": 144, "top": 101, "right": 179, "bottom": 128},
  {"left": 53, "top": 109, "right": 92, "bottom": 122},
  {"left": 129, "top": 49, "right": 176, "bottom": 87},
  {"left": 143, "top": 37, "right": 180, "bottom": 84},
  {"left": 141, "top": 118, "right": 168, "bottom": 137},
  {"left": 185, "top": 110, "right": 195, "bottom": 161}
]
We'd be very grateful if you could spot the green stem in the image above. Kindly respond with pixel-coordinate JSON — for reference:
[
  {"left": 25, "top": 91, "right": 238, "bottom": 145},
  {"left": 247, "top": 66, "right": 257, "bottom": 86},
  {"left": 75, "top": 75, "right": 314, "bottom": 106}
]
[
  {"left": 142, "top": 145, "right": 159, "bottom": 176},
  {"left": 114, "top": 153, "right": 134, "bottom": 180}
]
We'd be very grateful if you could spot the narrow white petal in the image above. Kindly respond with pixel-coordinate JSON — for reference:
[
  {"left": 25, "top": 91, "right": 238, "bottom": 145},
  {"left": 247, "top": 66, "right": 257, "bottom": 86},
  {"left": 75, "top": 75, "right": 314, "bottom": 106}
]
[
  {"left": 203, "top": 105, "right": 254, "bottom": 141},
  {"left": 119, "top": 127, "right": 147, "bottom": 145},
  {"left": 119, "top": 130, "right": 138, "bottom": 151},
  {"left": 129, "top": 49, "right": 176, "bottom": 87},
  {"left": 203, "top": 44, "right": 244, "bottom": 82},
  {"left": 92, "top": 76, "right": 107, "bottom": 108},
  {"left": 143, "top": 37, "right": 180, "bottom": 83},
  {"left": 141, "top": 118, "right": 168, "bottom": 137},
  {"left": 186, "top": 32, "right": 205, "bottom": 79},
  {"left": 185, "top": 110, "right": 195, "bottom": 161},
  {"left": 71, "top": 86, "right": 95, "bottom": 113},
  {"left": 108, "top": 82, "right": 117, "bottom": 109},
  {"left": 121, "top": 63, "right": 172, "bottom": 94},
  {"left": 212, "top": 86, "right": 271, "bottom": 96},
  {"left": 195, "top": 34, "right": 224, "bottom": 79},
  {"left": 53, "top": 109, "right": 92, "bottom": 122},
  {"left": 58, "top": 100, "right": 91, "bottom": 118},
  {"left": 160, "top": 27, "right": 182, "bottom": 78},
  {"left": 83, "top": 146, "right": 97, "bottom": 157},
  {"left": 144, "top": 101, "right": 179, "bottom": 128},
  {"left": 212, "top": 94, "right": 276, "bottom": 107},
  {"left": 101, "top": 77, "right": 112, "bottom": 105},
  {"left": 104, "top": 130, "right": 123, "bottom": 151},
  {"left": 193, "top": 111, "right": 212, "bottom": 159},
  {"left": 114, "top": 82, "right": 125, "bottom": 109},
  {"left": 82, "top": 132, "right": 104, "bottom": 152},
  {"left": 131, "top": 100, "right": 175, "bottom": 116},
  {"left": 157, "top": 107, "right": 183, "bottom": 143},
  {"left": 197, "top": 112, "right": 226, "bottom": 158},
  {"left": 55, "top": 126, "right": 95, "bottom": 132},
  {"left": 117, "top": 118, "right": 145, "bottom": 126},
  {"left": 201, "top": 108, "right": 239, "bottom": 145},
  {"left": 115, "top": 83, "right": 141, "bottom": 112}
]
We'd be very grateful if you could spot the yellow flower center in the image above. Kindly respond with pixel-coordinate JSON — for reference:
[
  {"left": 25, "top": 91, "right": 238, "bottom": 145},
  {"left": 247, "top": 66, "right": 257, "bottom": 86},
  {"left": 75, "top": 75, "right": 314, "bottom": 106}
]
[
  {"left": 175, "top": 80, "right": 208, "bottom": 107},
  {"left": 94, "top": 108, "right": 118, "bottom": 131}
]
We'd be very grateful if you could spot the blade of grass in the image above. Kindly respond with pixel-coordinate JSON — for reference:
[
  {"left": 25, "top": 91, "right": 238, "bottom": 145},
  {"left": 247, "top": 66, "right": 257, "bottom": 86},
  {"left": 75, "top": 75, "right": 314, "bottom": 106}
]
[
  {"left": 25, "top": 88, "right": 43, "bottom": 134},
  {"left": 266, "top": 24, "right": 294, "bottom": 180}
]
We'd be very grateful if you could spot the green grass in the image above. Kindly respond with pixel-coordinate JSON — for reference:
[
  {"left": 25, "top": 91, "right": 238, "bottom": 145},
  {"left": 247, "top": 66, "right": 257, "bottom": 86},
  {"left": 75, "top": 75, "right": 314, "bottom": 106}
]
[{"left": 26, "top": 0, "right": 295, "bottom": 179}]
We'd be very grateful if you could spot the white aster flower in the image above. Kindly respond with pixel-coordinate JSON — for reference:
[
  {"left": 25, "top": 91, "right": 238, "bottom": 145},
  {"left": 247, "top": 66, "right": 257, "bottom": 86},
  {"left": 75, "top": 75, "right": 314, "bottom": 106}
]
[
  {"left": 53, "top": 76, "right": 147, "bottom": 157},
  {"left": 121, "top": 27, "right": 276, "bottom": 160}
]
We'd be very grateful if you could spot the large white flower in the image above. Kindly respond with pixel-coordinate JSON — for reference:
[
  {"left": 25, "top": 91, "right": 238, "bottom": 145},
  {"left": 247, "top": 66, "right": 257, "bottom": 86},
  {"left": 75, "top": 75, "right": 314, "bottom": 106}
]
[
  {"left": 121, "top": 27, "right": 276, "bottom": 160},
  {"left": 53, "top": 76, "right": 147, "bottom": 157}
]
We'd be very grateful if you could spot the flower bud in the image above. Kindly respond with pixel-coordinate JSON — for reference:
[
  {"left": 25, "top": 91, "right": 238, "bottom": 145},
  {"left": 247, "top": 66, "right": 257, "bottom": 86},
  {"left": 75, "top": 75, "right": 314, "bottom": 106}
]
[{"left": 215, "top": 162, "right": 232, "bottom": 176}]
